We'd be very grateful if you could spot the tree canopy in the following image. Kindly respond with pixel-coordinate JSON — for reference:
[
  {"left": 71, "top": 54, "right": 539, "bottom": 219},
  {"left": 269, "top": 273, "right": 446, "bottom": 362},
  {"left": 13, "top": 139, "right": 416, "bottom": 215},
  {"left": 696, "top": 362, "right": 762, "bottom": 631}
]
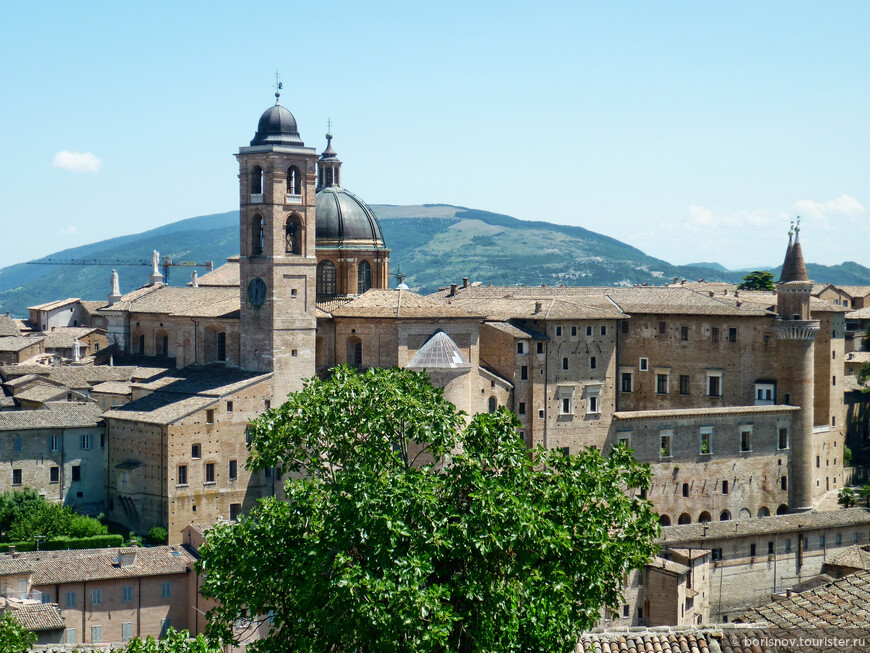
[
  {"left": 0, "top": 489, "right": 106, "bottom": 542},
  {"left": 0, "top": 611, "right": 36, "bottom": 653},
  {"left": 737, "top": 270, "right": 776, "bottom": 291},
  {"left": 199, "top": 366, "right": 659, "bottom": 653}
]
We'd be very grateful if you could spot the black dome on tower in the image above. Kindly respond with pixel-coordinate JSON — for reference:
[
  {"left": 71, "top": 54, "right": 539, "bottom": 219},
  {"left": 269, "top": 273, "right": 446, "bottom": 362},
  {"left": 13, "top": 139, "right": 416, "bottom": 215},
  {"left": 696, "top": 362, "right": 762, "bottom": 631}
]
[{"left": 250, "top": 103, "right": 304, "bottom": 147}]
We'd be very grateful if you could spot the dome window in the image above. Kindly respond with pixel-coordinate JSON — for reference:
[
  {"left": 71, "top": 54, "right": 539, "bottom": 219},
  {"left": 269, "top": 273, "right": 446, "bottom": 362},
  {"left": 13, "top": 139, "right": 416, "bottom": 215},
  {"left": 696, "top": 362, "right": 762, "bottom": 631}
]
[
  {"left": 252, "top": 215, "right": 264, "bottom": 256},
  {"left": 317, "top": 260, "right": 336, "bottom": 297},
  {"left": 357, "top": 260, "right": 372, "bottom": 294},
  {"left": 287, "top": 166, "right": 302, "bottom": 197},
  {"left": 251, "top": 165, "right": 264, "bottom": 198}
]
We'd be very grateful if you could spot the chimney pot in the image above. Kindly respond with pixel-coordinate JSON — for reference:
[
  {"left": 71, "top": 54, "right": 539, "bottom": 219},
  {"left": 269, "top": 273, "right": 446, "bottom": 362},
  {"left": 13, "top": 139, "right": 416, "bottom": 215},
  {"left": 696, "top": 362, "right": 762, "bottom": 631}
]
[
  {"left": 534, "top": 301, "right": 542, "bottom": 314},
  {"left": 462, "top": 277, "right": 469, "bottom": 288},
  {"left": 449, "top": 283, "right": 458, "bottom": 297}
]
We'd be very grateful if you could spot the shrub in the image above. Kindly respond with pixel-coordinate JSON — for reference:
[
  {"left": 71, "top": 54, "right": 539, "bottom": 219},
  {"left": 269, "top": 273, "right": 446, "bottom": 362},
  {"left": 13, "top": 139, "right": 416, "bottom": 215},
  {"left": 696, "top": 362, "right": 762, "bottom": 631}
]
[{"left": 148, "top": 526, "right": 168, "bottom": 546}]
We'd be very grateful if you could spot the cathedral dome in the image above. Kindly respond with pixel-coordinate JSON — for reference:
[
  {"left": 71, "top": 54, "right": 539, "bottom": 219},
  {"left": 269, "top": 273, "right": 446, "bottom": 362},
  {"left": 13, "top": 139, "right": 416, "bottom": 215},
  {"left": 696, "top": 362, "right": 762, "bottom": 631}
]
[
  {"left": 315, "top": 187, "right": 386, "bottom": 248},
  {"left": 250, "top": 104, "right": 304, "bottom": 147}
]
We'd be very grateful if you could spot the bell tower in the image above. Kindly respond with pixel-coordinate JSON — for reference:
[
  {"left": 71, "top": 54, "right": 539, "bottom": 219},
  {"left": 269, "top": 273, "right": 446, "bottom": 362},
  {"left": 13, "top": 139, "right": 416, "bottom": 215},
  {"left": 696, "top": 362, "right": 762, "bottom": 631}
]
[{"left": 237, "top": 88, "right": 318, "bottom": 401}]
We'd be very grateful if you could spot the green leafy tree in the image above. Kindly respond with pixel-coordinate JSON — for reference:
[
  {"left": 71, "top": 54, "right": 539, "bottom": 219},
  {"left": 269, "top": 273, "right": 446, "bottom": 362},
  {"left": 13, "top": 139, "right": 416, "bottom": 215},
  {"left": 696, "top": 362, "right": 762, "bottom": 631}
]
[
  {"left": 114, "top": 628, "right": 220, "bottom": 652},
  {"left": 838, "top": 487, "right": 857, "bottom": 509},
  {"left": 857, "top": 362, "right": 870, "bottom": 391},
  {"left": 0, "top": 610, "right": 37, "bottom": 653},
  {"left": 859, "top": 485, "right": 870, "bottom": 508},
  {"left": 198, "top": 366, "right": 659, "bottom": 653},
  {"left": 147, "top": 526, "right": 168, "bottom": 545},
  {"left": 737, "top": 270, "right": 776, "bottom": 292},
  {"left": 0, "top": 489, "right": 106, "bottom": 543}
]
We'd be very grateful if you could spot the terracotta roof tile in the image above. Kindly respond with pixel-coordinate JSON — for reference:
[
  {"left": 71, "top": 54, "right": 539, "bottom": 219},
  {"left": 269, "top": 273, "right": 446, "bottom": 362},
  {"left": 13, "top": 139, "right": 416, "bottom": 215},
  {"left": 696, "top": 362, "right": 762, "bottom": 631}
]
[
  {"left": 42, "top": 327, "right": 102, "bottom": 349},
  {"left": 331, "top": 289, "right": 483, "bottom": 319},
  {"left": 0, "top": 402, "right": 102, "bottom": 431},
  {"left": 0, "top": 336, "right": 45, "bottom": 352},
  {"left": 5, "top": 602, "right": 65, "bottom": 632},
  {"left": 27, "top": 298, "right": 79, "bottom": 312},
  {"left": 196, "top": 260, "right": 240, "bottom": 287},
  {"left": 577, "top": 626, "right": 773, "bottom": 653},
  {"left": 0, "top": 316, "right": 21, "bottom": 338},
  {"left": 0, "top": 545, "right": 194, "bottom": 584}
]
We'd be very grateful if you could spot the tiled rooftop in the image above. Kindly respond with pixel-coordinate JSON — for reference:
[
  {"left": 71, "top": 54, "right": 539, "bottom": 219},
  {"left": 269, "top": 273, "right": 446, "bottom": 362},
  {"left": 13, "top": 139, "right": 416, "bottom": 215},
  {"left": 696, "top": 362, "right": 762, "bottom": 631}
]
[
  {"left": 660, "top": 508, "right": 870, "bottom": 544},
  {"left": 846, "top": 306, "right": 870, "bottom": 319},
  {"left": 737, "top": 569, "right": 870, "bottom": 633},
  {"left": 5, "top": 602, "right": 65, "bottom": 632},
  {"left": 0, "top": 336, "right": 45, "bottom": 352},
  {"left": 13, "top": 384, "right": 69, "bottom": 404},
  {"left": 331, "top": 289, "right": 483, "bottom": 319},
  {"left": 576, "top": 625, "right": 773, "bottom": 653},
  {"left": 0, "top": 316, "right": 21, "bottom": 337},
  {"left": 42, "top": 327, "right": 101, "bottom": 349},
  {"left": 0, "top": 545, "right": 194, "bottom": 584},
  {"left": 27, "top": 298, "right": 79, "bottom": 312},
  {"left": 824, "top": 545, "right": 870, "bottom": 571},
  {"left": 0, "top": 402, "right": 102, "bottom": 431},
  {"left": 196, "top": 260, "right": 240, "bottom": 287},
  {"left": 119, "top": 285, "right": 240, "bottom": 318}
]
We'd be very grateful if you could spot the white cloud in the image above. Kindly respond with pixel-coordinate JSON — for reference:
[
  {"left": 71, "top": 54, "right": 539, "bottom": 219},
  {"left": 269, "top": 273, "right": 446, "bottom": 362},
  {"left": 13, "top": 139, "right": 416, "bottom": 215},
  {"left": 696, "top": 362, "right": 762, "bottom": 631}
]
[
  {"left": 688, "top": 205, "right": 715, "bottom": 227},
  {"left": 57, "top": 226, "right": 78, "bottom": 235},
  {"left": 52, "top": 151, "right": 102, "bottom": 173},
  {"left": 793, "top": 195, "right": 865, "bottom": 227},
  {"left": 685, "top": 205, "right": 787, "bottom": 231}
]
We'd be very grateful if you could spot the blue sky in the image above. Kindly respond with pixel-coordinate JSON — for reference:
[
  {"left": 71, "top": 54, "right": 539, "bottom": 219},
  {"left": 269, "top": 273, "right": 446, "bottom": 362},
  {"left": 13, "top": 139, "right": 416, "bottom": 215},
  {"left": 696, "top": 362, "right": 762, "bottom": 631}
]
[{"left": 1, "top": 1, "right": 867, "bottom": 271}]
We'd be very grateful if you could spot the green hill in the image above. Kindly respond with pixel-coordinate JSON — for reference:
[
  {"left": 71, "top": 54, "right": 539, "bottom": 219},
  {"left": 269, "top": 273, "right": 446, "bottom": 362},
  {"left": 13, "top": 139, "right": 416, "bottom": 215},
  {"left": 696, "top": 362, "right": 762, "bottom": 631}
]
[{"left": 0, "top": 205, "right": 867, "bottom": 318}]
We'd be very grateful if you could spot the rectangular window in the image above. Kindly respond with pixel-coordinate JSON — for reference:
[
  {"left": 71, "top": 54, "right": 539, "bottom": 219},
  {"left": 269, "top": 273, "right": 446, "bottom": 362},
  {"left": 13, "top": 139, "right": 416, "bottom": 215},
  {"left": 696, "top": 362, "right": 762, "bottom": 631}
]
[
  {"left": 50, "top": 466, "right": 59, "bottom": 483},
  {"left": 785, "top": 540, "right": 791, "bottom": 552},
  {"left": 679, "top": 375, "right": 690, "bottom": 395},
  {"left": 586, "top": 326, "right": 592, "bottom": 336},
  {"left": 680, "top": 326, "right": 689, "bottom": 341},
  {"left": 205, "top": 462, "right": 215, "bottom": 483},
  {"left": 600, "top": 326, "right": 606, "bottom": 336},
  {"left": 658, "top": 321, "right": 666, "bottom": 335},
  {"left": 590, "top": 356, "right": 596, "bottom": 370},
  {"left": 781, "top": 476, "right": 788, "bottom": 491},
  {"left": 656, "top": 373, "right": 669, "bottom": 394},
  {"left": 122, "top": 622, "right": 133, "bottom": 643},
  {"left": 712, "top": 548, "right": 722, "bottom": 561},
  {"left": 561, "top": 397, "right": 572, "bottom": 415},
  {"left": 700, "top": 428, "right": 712, "bottom": 455},
  {"left": 13, "top": 437, "right": 21, "bottom": 453},
  {"left": 206, "top": 409, "right": 215, "bottom": 424},
  {"left": 12, "top": 469, "right": 21, "bottom": 486},
  {"left": 750, "top": 543, "right": 756, "bottom": 557},
  {"left": 516, "top": 342, "right": 524, "bottom": 354},
  {"left": 80, "top": 434, "right": 92, "bottom": 450},
  {"left": 161, "top": 581, "right": 171, "bottom": 598},
  {"left": 229, "top": 460, "right": 238, "bottom": 481},
  {"left": 122, "top": 585, "right": 133, "bottom": 602},
  {"left": 621, "top": 372, "right": 633, "bottom": 393},
  {"left": 707, "top": 372, "right": 722, "bottom": 397},
  {"left": 91, "top": 589, "right": 102, "bottom": 606},
  {"left": 91, "top": 625, "right": 102, "bottom": 644},
  {"left": 217, "top": 332, "right": 226, "bottom": 362},
  {"left": 682, "top": 483, "right": 689, "bottom": 497},
  {"left": 711, "top": 327, "right": 719, "bottom": 342},
  {"left": 65, "top": 629, "right": 76, "bottom": 645},
  {"left": 226, "top": 401, "right": 233, "bottom": 412},
  {"left": 587, "top": 388, "right": 600, "bottom": 414},
  {"left": 177, "top": 465, "right": 188, "bottom": 486},
  {"left": 660, "top": 431, "right": 672, "bottom": 458},
  {"left": 230, "top": 503, "right": 242, "bottom": 521},
  {"left": 66, "top": 591, "right": 76, "bottom": 608},
  {"left": 836, "top": 533, "right": 842, "bottom": 546},
  {"left": 639, "top": 357, "right": 649, "bottom": 371},
  {"left": 778, "top": 428, "right": 788, "bottom": 449},
  {"left": 191, "top": 443, "right": 201, "bottom": 459},
  {"left": 722, "top": 480, "right": 729, "bottom": 494},
  {"left": 728, "top": 327, "right": 738, "bottom": 342},
  {"left": 555, "top": 326, "right": 562, "bottom": 336},
  {"left": 520, "top": 365, "right": 528, "bottom": 380},
  {"left": 42, "top": 592, "right": 51, "bottom": 604},
  {"left": 71, "top": 465, "right": 81, "bottom": 482},
  {"left": 623, "top": 604, "right": 630, "bottom": 617},
  {"left": 536, "top": 342, "right": 544, "bottom": 354},
  {"left": 518, "top": 402, "right": 526, "bottom": 415},
  {"left": 49, "top": 435, "right": 61, "bottom": 451},
  {"left": 740, "top": 427, "right": 752, "bottom": 452},
  {"left": 562, "top": 357, "right": 569, "bottom": 371},
  {"left": 571, "top": 326, "right": 577, "bottom": 337},
  {"left": 616, "top": 432, "right": 631, "bottom": 448}
]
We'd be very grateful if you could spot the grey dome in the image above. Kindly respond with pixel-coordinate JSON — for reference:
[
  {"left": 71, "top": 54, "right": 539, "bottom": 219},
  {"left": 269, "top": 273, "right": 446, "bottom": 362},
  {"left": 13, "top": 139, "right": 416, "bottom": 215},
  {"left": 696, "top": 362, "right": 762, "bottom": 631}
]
[
  {"left": 250, "top": 104, "right": 304, "bottom": 147},
  {"left": 316, "top": 187, "right": 386, "bottom": 247}
]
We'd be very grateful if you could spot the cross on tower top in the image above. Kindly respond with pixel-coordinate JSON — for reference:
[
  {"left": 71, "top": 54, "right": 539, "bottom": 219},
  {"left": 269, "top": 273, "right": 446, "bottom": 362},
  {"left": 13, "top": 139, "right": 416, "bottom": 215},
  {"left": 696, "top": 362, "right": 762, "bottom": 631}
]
[{"left": 274, "top": 71, "right": 282, "bottom": 104}]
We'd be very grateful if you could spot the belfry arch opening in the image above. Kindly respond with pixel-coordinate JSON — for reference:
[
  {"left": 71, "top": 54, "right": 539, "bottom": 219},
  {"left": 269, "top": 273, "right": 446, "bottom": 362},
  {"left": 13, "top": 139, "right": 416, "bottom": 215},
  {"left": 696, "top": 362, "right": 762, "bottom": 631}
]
[
  {"left": 251, "top": 215, "right": 264, "bottom": 256},
  {"left": 251, "top": 165, "right": 264, "bottom": 195},
  {"left": 285, "top": 214, "right": 303, "bottom": 255},
  {"left": 287, "top": 166, "right": 301, "bottom": 195}
]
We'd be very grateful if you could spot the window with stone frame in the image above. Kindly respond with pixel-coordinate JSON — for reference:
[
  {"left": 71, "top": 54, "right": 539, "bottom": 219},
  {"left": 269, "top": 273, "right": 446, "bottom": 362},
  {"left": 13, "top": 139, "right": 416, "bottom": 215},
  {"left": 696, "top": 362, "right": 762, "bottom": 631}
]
[{"left": 660, "top": 431, "right": 673, "bottom": 458}]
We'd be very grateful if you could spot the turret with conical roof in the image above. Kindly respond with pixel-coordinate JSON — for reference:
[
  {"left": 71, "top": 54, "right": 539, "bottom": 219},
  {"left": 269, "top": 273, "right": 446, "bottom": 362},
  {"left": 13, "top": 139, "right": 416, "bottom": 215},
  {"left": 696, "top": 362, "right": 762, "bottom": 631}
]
[{"left": 773, "top": 219, "right": 819, "bottom": 512}]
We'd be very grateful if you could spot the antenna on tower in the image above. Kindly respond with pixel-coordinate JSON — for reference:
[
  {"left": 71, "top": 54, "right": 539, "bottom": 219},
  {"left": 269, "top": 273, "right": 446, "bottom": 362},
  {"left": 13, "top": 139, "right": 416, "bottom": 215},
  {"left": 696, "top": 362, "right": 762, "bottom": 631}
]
[
  {"left": 327, "top": 118, "right": 332, "bottom": 134},
  {"left": 274, "top": 71, "right": 283, "bottom": 104}
]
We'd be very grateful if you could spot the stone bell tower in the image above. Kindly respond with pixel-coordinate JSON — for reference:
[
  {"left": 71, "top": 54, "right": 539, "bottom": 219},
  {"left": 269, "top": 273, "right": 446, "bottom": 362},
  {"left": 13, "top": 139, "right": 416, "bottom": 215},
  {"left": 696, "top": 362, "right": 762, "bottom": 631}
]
[
  {"left": 237, "top": 88, "right": 318, "bottom": 401},
  {"left": 774, "top": 219, "right": 818, "bottom": 512}
]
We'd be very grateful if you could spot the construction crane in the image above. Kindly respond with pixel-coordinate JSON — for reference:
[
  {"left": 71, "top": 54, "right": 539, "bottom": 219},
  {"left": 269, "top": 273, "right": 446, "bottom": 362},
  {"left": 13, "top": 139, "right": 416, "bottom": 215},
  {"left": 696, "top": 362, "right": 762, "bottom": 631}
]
[{"left": 27, "top": 255, "right": 214, "bottom": 285}]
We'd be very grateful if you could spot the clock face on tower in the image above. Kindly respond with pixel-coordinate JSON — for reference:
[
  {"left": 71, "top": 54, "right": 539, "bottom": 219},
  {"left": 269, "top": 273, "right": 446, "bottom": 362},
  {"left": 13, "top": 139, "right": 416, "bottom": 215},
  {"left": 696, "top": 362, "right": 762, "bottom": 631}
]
[{"left": 247, "top": 277, "right": 266, "bottom": 307}]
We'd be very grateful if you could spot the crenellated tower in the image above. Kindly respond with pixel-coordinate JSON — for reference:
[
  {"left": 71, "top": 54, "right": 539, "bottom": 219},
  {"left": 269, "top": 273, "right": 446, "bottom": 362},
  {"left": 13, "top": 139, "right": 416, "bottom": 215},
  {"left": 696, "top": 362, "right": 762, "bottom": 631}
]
[
  {"left": 237, "top": 90, "right": 318, "bottom": 401},
  {"left": 774, "top": 219, "right": 818, "bottom": 512}
]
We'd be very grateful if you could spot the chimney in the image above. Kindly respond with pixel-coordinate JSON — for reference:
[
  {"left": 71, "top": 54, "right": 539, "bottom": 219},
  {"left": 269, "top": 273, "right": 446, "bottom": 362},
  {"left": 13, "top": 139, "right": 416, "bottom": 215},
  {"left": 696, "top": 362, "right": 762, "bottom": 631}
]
[
  {"left": 118, "top": 548, "right": 137, "bottom": 567},
  {"left": 462, "top": 277, "right": 469, "bottom": 288},
  {"left": 681, "top": 279, "right": 686, "bottom": 285},
  {"left": 534, "top": 301, "right": 542, "bottom": 314},
  {"left": 674, "top": 277, "right": 679, "bottom": 284},
  {"left": 642, "top": 282, "right": 648, "bottom": 286},
  {"left": 449, "top": 283, "right": 458, "bottom": 297},
  {"left": 8, "top": 546, "right": 16, "bottom": 558},
  {"left": 708, "top": 291, "right": 714, "bottom": 297},
  {"left": 734, "top": 290, "right": 739, "bottom": 297}
]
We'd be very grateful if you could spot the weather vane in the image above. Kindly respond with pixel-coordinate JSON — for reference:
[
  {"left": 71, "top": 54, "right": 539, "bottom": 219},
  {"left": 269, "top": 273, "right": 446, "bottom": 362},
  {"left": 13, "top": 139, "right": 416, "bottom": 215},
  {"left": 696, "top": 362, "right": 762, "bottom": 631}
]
[{"left": 274, "top": 71, "right": 282, "bottom": 103}]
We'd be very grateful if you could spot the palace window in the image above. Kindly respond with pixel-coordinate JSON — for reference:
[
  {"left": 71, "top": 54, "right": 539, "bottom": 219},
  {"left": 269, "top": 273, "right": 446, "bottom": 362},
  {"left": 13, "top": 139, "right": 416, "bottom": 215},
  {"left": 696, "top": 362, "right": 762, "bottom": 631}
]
[
  {"left": 707, "top": 371, "right": 723, "bottom": 397},
  {"left": 655, "top": 371, "right": 670, "bottom": 395},
  {"left": 740, "top": 426, "right": 752, "bottom": 452},
  {"left": 620, "top": 372, "right": 633, "bottom": 393},
  {"left": 586, "top": 387, "right": 601, "bottom": 414},
  {"left": 700, "top": 427, "right": 712, "bottom": 455},
  {"left": 660, "top": 430, "right": 673, "bottom": 458},
  {"left": 679, "top": 375, "right": 690, "bottom": 395}
]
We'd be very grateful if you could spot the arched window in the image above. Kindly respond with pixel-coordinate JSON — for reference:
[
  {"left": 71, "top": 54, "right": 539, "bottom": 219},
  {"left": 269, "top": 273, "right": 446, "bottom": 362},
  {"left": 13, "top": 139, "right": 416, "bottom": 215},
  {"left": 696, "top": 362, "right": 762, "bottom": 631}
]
[
  {"left": 488, "top": 396, "right": 497, "bottom": 413},
  {"left": 287, "top": 166, "right": 301, "bottom": 195},
  {"left": 698, "top": 511, "right": 712, "bottom": 523},
  {"left": 738, "top": 508, "right": 752, "bottom": 519},
  {"left": 317, "top": 260, "right": 336, "bottom": 296},
  {"left": 251, "top": 165, "right": 264, "bottom": 195},
  {"left": 678, "top": 513, "right": 691, "bottom": 525},
  {"left": 251, "top": 215, "right": 264, "bottom": 256},
  {"left": 776, "top": 504, "right": 789, "bottom": 515},
  {"left": 285, "top": 215, "right": 302, "bottom": 254},
  {"left": 658, "top": 514, "right": 671, "bottom": 527},
  {"left": 357, "top": 260, "right": 372, "bottom": 294},
  {"left": 719, "top": 510, "right": 731, "bottom": 521},
  {"left": 757, "top": 506, "right": 770, "bottom": 518},
  {"left": 326, "top": 167, "right": 333, "bottom": 186}
]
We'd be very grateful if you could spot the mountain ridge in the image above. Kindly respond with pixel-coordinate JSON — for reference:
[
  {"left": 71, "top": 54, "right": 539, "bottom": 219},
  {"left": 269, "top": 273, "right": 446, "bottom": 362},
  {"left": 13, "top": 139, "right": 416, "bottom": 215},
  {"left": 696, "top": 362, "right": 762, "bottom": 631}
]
[{"left": 1, "top": 205, "right": 867, "bottom": 318}]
